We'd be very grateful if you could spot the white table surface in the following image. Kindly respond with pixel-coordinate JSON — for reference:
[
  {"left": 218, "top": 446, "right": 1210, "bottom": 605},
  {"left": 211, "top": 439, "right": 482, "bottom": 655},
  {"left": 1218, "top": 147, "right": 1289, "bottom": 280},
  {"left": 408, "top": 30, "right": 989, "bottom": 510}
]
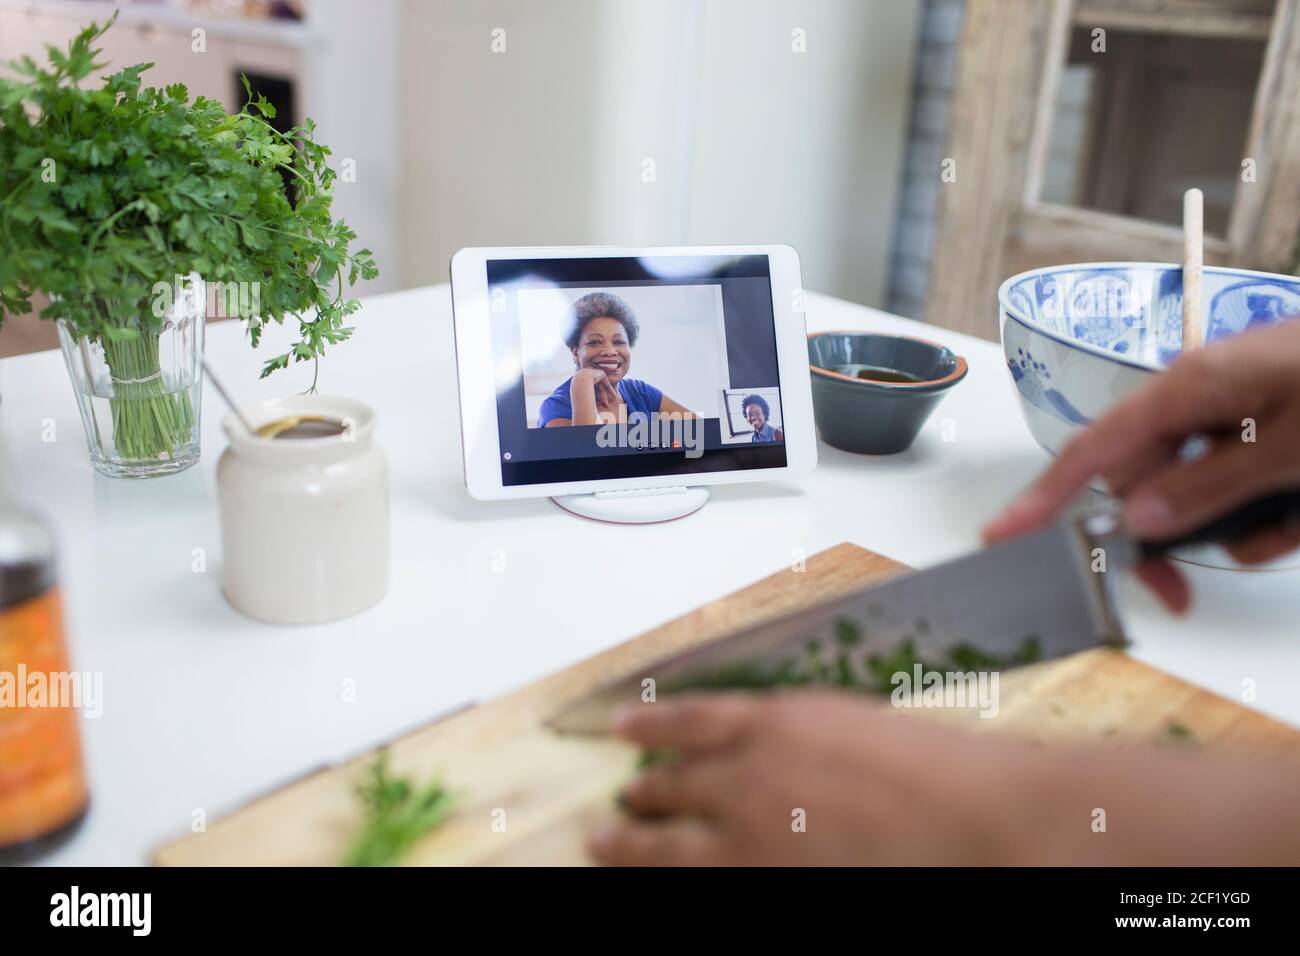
[{"left": 4, "top": 285, "right": 1298, "bottom": 866}]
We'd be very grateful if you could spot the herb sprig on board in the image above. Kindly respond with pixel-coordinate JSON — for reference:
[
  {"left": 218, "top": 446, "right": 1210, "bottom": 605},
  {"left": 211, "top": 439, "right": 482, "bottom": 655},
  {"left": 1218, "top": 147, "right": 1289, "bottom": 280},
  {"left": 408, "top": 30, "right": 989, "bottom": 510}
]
[{"left": 342, "top": 752, "right": 456, "bottom": 867}]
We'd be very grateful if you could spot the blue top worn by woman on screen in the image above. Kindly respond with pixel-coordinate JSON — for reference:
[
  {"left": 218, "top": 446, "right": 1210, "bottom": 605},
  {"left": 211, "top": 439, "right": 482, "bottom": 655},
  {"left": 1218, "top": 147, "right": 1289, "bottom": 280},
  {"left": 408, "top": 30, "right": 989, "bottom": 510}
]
[{"left": 539, "top": 378, "right": 663, "bottom": 428}]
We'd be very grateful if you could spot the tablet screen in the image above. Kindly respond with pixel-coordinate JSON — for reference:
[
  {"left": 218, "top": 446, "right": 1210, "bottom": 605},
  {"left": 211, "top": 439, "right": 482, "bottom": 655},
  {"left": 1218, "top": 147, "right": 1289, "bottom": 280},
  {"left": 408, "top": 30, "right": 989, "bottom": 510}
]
[{"left": 486, "top": 254, "right": 788, "bottom": 486}]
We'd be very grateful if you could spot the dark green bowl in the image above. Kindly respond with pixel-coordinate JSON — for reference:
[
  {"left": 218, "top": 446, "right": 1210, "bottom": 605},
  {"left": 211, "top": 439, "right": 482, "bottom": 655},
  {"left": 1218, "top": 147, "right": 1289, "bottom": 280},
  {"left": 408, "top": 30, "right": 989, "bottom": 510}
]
[{"left": 808, "top": 332, "right": 968, "bottom": 455}]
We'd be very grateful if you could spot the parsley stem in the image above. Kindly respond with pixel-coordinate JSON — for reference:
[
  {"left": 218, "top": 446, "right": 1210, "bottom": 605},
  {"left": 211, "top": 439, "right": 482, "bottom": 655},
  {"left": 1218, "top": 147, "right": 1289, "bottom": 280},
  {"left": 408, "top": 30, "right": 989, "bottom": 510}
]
[{"left": 93, "top": 306, "right": 196, "bottom": 464}]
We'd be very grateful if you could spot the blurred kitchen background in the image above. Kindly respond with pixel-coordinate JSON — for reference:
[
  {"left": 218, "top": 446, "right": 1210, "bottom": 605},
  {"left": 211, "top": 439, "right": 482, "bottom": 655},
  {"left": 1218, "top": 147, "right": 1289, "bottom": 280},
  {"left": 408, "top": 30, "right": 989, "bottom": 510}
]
[{"left": 2, "top": 0, "right": 1298, "bottom": 354}]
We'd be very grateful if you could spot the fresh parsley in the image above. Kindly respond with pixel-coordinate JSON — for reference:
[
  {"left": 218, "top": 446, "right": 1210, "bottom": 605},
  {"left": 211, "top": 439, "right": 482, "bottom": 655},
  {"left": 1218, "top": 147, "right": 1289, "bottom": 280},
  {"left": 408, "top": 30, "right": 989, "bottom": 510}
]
[
  {"left": 0, "top": 13, "right": 378, "bottom": 394},
  {"left": 342, "top": 752, "right": 456, "bottom": 867}
]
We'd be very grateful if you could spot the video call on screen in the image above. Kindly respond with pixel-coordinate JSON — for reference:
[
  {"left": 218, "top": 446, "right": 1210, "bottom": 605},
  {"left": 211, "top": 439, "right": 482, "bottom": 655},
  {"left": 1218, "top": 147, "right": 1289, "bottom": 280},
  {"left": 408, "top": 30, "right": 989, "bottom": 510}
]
[{"left": 487, "top": 255, "right": 789, "bottom": 485}]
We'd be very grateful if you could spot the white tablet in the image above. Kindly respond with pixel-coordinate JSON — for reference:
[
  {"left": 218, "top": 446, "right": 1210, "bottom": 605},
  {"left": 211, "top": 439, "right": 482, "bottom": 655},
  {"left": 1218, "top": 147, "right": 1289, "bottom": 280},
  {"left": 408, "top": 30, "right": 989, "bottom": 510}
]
[{"left": 449, "top": 244, "right": 817, "bottom": 502}]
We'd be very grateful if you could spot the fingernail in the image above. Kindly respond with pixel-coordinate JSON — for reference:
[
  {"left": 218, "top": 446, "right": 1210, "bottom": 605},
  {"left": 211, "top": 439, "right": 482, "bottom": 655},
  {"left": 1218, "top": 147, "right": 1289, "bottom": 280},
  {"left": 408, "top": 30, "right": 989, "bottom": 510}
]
[{"left": 1125, "top": 493, "right": 1173, "bottom": 533}]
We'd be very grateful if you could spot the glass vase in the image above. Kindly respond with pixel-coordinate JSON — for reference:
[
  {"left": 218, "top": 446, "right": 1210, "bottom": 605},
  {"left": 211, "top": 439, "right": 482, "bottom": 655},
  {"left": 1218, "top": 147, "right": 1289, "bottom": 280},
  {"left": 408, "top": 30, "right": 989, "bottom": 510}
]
[{"left": 56, "top": 283, "right": 205, "bottom": 479}]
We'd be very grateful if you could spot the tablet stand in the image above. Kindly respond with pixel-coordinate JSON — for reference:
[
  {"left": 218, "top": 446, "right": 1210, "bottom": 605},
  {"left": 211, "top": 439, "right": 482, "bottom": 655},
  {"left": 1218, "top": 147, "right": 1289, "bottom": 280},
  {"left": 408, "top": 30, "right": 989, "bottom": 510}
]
[{"left": 551, "top": 486, "right": 709, "bottom": 524}]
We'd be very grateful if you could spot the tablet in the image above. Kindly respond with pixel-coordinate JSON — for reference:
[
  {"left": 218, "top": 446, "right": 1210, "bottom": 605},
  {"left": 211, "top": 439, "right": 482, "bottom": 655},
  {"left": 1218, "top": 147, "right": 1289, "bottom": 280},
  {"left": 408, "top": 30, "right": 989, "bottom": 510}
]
[{"left": 450, "top": 245, "right": 817, "bottom": 501}]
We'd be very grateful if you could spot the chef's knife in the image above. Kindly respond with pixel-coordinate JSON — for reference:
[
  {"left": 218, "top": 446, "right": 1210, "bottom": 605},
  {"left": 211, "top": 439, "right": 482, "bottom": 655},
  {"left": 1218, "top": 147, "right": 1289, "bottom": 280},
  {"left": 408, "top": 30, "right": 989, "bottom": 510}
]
[{"left": 545, "top": 491, "right": 1300, "bottom": 736}]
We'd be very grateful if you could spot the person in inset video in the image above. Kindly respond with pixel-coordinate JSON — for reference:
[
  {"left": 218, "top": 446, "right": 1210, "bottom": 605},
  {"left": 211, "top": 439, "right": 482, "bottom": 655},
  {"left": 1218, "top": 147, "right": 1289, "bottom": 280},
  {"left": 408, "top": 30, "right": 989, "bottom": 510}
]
[
  {"left": 742, "top": 394, "right": 783, "bottom": 442},
  {"left": 538, "top": 292, "right": 697, "bottom": 428}
]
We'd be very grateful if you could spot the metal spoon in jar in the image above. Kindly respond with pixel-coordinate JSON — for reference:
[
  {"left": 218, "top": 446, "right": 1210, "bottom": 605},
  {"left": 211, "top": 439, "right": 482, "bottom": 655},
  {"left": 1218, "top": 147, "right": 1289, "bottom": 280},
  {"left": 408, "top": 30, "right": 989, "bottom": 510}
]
[{"left": 201, "top": 357, "right": 259, "bottom": 436}]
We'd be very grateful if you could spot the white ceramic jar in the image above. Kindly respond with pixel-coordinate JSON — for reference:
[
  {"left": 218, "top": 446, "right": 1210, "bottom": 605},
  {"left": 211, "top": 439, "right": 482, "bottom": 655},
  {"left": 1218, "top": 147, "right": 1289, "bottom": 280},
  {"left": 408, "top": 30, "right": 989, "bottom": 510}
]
[{"left": 216, "top": 394, "right": 389, "bottom": 624}]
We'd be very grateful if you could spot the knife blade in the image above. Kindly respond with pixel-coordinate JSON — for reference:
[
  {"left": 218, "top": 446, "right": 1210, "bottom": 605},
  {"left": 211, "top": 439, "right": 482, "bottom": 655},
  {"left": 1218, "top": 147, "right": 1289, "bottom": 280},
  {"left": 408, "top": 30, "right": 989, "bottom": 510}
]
[{"left": 545, "top": 511, "right": 1136, "bottom": 736}]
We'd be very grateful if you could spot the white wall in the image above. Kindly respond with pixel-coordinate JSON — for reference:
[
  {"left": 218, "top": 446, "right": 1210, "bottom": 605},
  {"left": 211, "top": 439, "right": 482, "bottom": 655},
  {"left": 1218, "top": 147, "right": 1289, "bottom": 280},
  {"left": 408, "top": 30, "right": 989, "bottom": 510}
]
[
  {"left": 687, "top": 0, "right": 921, "bottom": 307},
  {"left": 399, "top": 0, "right": 608, "bottom": 281},
  {"left": 2, "top": 0, "right": 919, "bottom": 306},
  {"left": 303, "top": 0, "right": 402, "bottom": 296},
  {"left": 400, "top": 0, "right": 921, "bottom": 307}
]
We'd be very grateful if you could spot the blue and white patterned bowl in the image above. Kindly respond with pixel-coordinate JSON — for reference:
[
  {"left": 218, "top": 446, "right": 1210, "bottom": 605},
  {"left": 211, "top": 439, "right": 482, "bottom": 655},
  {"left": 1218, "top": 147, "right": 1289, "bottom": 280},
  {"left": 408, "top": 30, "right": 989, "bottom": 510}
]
[
  {"left": 999, "top": 262, "right": 1300, "bottom": 457},
  {"left": 999, "top": 262, "right": 1300, "bottom": 570}
]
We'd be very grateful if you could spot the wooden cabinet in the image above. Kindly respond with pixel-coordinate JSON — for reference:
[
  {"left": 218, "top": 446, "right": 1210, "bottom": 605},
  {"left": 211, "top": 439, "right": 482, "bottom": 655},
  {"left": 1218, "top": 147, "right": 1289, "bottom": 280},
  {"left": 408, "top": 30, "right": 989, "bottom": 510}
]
[{"left": 927, "top": 0, "right": 1300, "bottom": 339}]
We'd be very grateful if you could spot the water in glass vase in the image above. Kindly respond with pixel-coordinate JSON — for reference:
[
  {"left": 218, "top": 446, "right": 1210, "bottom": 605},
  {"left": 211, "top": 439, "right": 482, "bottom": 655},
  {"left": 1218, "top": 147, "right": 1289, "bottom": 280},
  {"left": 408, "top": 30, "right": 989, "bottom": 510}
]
[
  {"left": 56, "top": 298, "right": 206, "bottom": 479},
  {"left": 81, "top": 370, "right": 202, "bottom": 477}
]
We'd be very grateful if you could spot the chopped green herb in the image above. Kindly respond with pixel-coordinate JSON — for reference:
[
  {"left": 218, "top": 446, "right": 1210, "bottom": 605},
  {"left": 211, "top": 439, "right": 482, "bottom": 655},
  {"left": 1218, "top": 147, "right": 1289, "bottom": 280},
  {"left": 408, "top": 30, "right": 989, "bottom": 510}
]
[
  {"left": 659, "top": 624, "right": 1048, "bottom": 699},
  {"left": 665, "top": 659, "right": 812, "bottom": 693},
  {"left": 1164, "top": 722, "right": 1197, "bottom": 746},
  {"left": 948, "top": 636, "right": 1041, "bottom": 671},
  {"left": 835, "top": 652, "right": 857, "bottom": 688},
  {"left": 947, "top": 643, "right": 1003, "bottom": 671},
  {"left": 622, "top": 748, "right": 684, "bottom": 816},
  {"left": 636, "top": 747, "right": 680, "bottom": 771},
  {"left": 835, "top": 618, "right": 862, "bottom": 646},
  {"left": 342, "top": 752, "right": 455, "bottom": 867}
]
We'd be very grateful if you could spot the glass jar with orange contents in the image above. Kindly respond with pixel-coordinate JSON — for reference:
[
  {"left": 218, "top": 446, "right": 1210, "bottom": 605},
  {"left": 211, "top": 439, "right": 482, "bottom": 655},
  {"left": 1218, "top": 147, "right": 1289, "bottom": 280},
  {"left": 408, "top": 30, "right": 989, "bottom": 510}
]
[{"left": 0, "top": 483, "right": 89, "bottom": 861}]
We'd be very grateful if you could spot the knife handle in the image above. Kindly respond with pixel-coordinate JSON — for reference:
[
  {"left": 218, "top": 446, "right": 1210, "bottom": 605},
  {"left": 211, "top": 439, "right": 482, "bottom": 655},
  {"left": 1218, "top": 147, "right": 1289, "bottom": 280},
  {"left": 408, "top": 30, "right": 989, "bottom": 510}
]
[{"left": 1137, "top": 489, "right": 1300, "bottom": 558}]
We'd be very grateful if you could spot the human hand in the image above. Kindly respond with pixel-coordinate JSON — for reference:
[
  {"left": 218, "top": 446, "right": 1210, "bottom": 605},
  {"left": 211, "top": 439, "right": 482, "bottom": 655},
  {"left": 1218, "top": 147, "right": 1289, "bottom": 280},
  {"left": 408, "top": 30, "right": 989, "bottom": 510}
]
[
  {"left": 593, "top": 375, "right": 621, "bottom": 417},
  {"left": 571, "top": 368, "right": 607, "bottom": 391},
  {"left": 586, "top": 692, "right": 1300, "bottom": 866},
  {"left": 984, "top": 320, "right": 1300, "bottom": 612},
  {"left": 573, "top": 367, "right": 619, "bottom": 408},
  {"left": 570, "top": 368, "right": 621, "bottom": 425},
  {"left": 588, "top": 693, "right": 1038, "bottom": 866}
]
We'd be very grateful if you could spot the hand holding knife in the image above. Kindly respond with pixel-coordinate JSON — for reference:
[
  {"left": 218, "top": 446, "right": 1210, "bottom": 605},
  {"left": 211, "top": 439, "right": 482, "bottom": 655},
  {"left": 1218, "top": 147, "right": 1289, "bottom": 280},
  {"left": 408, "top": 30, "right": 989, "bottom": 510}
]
[
  {"left": 985, "top": 319, "right": 1300, "bottom": 611},
  {"left": 551, "top": 321, "right": 1300, "bottom": 735}
]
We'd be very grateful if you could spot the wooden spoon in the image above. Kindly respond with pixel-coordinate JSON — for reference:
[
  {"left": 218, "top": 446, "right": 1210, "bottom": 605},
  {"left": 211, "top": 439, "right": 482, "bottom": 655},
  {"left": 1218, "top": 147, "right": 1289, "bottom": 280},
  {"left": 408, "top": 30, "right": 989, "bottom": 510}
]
[{"left": 1182, "top": 187, "right": 1204, "bottom": 353}]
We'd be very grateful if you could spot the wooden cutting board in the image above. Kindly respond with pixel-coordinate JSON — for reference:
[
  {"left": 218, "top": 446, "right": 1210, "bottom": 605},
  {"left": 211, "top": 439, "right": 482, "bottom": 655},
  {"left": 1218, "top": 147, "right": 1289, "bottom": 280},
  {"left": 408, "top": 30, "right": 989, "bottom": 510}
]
[{"left": 154, "top": 543, "right": 1300, "bottom": 866}]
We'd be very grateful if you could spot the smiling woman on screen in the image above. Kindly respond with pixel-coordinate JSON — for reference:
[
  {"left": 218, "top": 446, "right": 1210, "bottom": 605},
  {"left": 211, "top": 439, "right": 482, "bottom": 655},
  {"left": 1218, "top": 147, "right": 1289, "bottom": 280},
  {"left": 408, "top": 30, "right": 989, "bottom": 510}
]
[
  {"left": 538, "top": 292, "right": 698, "bottom": 428},
  {"left": 742, "top": 394, "right": 783, "bottom": 442}
]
